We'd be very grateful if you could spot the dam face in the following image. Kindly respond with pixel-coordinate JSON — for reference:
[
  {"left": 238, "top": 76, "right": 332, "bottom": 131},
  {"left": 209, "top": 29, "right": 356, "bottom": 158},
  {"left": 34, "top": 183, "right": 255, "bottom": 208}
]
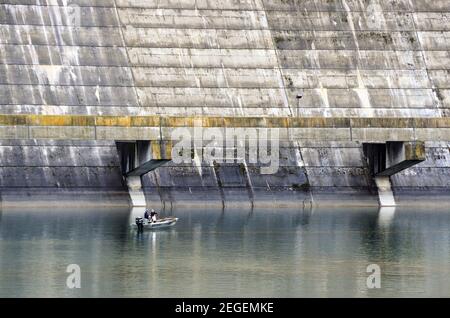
[{"left": 0, "top": 0, "right": 449, "bottom": 207}]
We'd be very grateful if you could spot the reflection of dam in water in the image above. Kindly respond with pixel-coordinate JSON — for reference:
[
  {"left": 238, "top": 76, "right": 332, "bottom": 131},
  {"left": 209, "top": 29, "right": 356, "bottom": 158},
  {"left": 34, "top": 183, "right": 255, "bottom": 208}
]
[
  {"left": 0, "top": 1, "right": 450, "bottom": 207},
  {"left": 1, "top": 207, "right": 450, "bottom": 297}
]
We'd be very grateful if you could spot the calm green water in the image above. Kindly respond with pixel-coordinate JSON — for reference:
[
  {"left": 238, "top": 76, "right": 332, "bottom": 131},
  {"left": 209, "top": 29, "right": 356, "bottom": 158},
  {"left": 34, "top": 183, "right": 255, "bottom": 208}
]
[{"left": 0, "top": 206, "right": 449, "bottom": 297}]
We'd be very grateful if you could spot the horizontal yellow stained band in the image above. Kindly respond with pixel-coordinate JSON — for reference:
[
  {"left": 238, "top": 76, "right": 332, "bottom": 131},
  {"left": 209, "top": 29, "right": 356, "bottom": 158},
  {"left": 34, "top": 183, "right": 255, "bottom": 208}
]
[{"left": 0, "top": 114, "right": 449, "bottom": 128}]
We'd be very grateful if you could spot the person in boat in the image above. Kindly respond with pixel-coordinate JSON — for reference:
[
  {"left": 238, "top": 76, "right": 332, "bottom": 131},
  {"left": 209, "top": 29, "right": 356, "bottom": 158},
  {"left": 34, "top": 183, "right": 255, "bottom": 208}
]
[
  {"left": 144, "top": 209, "right": 150, "bottom": 220},
  {"left": 150, "top": 209, "right": 158, "bottom": 223}
]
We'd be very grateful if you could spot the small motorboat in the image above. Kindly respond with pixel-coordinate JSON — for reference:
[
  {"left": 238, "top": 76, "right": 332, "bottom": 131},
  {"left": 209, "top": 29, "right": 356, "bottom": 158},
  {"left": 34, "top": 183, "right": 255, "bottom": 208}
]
[{"left": 132, "top": 216, "right": 178, "bottom": 231}]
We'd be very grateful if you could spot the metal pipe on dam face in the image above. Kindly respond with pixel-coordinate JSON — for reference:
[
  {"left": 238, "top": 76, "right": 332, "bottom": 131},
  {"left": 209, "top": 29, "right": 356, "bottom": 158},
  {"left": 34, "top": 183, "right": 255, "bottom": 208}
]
[{"left": 0, "top": 0, "right": 449, "bottom": 207}]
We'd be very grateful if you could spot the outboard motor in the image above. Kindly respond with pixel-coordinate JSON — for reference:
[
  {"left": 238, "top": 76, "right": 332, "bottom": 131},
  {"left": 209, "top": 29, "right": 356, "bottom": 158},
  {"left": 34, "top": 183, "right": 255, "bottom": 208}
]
[{"left": 135, "top": 217, "right": 144, "bottom": 232}]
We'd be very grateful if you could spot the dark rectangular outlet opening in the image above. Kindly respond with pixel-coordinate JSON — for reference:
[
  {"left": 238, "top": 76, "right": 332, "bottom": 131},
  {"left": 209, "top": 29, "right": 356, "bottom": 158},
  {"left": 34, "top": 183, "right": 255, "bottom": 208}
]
[
  {"left": 363, "top": 143, "right": 387, "bottom": 176},
  {"left": 116, "top": 142, "right": 136, "bottom": 175}
]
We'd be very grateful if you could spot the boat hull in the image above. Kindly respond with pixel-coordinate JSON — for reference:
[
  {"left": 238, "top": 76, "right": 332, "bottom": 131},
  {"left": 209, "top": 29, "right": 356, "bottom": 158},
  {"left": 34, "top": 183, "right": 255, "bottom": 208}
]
[{"left": 132, "top": 217, "right": 178, "bottom": 230}]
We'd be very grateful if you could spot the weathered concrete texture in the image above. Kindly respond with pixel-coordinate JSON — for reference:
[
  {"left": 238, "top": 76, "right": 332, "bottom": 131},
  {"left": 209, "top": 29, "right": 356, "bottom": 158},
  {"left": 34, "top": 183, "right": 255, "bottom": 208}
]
[
  {"left": 1, "top": 137, "right": 447, "bottom": 207},
  {"left": 0, "top": 0, "right": 449, "bottom": 205},
  {"left": 138, "top": 141, "right": 378, "bottom": 208},
  {"left": 391, "top": 141, "right": 450, "bottom": 205},
  {"left": 141, "top": 140, "right": 450, "bottom": 208},
  {"left": 3, "top": 0, "right": 448, "bottom": 117},
  {"left": 0, "top": 140, "right": 129, "bottom": 206},
  {"left": 141, "top": 143, "right": 312, "bottom": 208}
]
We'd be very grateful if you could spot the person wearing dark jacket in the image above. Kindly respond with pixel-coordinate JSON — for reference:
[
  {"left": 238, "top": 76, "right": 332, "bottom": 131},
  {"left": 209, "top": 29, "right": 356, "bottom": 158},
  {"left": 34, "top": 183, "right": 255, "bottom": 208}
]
[{"left": 150, "top": 209, "right": 158, "bottom": 222}]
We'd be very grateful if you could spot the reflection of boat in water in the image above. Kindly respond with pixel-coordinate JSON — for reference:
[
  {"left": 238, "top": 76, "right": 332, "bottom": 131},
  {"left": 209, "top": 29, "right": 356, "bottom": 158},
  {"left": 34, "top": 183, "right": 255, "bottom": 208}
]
[{"left": 132, "top": 216, "right": 178, "bottom": 231}]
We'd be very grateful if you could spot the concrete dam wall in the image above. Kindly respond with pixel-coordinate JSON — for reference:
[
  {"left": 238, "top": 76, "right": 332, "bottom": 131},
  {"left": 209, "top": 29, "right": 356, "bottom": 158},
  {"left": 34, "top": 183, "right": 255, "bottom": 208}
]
[{"left": 0, "top": 0, "right": 449, "bottom": 207}]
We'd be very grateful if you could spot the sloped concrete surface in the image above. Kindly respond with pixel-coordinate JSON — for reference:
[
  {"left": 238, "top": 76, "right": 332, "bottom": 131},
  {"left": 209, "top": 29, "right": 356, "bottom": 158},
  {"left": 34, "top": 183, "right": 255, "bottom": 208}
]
[{"left": 0, "top": 0, "right": 449, "bottom": 206}]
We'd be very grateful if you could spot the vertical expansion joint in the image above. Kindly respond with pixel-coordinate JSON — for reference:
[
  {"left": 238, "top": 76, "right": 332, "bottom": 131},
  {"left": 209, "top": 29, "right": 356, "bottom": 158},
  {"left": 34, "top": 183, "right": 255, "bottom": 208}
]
[
  {"left": 240, "top": 162, "right": 255, "bottom": 209},
  {"left": 212, "top": 161, "right": 225, "bottom": 209}
]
